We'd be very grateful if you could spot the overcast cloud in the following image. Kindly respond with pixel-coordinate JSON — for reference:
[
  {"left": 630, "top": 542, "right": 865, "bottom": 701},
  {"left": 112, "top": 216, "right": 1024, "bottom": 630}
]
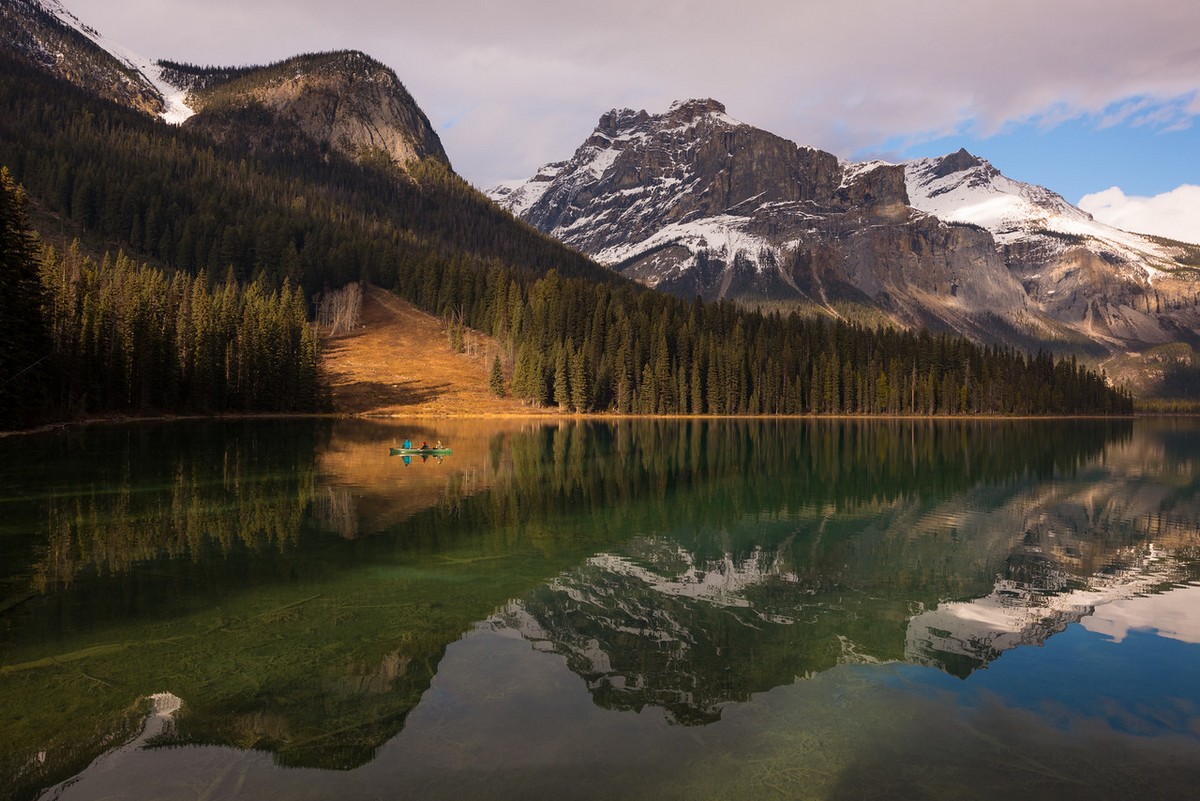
[{"left": 68, "top": 0, "right": 1200, "bottom": 230}]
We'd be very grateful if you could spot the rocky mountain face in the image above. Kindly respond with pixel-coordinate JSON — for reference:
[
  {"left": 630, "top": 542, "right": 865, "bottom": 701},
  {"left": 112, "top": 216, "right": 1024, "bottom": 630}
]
[
  {"left": 493, "top": 101, "right": 1200, "bottom": 382},
  {"left": 174, "top": 51, "right": 450, "bottom": 170},
  {"left": 0, "top": 0, "right": 180, "bottom": 118},
  {"left": 0, "top": 0, "right": 447, "bottom": 171}
]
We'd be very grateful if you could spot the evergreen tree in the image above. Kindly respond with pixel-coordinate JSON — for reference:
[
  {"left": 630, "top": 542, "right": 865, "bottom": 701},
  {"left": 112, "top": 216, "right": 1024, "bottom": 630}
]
[
  {"left": 489, "top": 353, "right": 505, "bottom": 397},
  {"left": 0, "top": 167, "right": 52, "bottom": 428},
  {"left": 553, "top": 344, "right": 571, "bottom": 410}
]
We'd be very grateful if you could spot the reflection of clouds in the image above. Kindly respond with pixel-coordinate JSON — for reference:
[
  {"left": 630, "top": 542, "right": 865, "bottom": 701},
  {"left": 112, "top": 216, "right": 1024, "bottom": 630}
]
[
  {"left": 907, "top": 546, "right": 1195, "bottom": 671},
  {"left": 1082, "top": 583, "right": 1200, "bottom": 645}
]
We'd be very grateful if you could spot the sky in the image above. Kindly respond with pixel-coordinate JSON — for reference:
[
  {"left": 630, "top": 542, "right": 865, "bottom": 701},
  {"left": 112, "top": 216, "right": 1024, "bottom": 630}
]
[{"left": 64, "top": 0, "right": 1200, "bottom": 244}]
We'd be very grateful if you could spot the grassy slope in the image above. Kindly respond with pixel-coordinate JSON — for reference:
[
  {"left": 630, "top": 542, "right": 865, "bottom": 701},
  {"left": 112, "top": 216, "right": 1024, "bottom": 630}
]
[{"left": 320, "top": 285, "right": 552, "bottom": 417}]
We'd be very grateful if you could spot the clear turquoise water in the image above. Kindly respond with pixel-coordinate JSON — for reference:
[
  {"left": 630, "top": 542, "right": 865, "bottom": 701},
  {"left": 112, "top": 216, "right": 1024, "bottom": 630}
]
[{"left": 1, "top": 418, "right": 1198, "bottom": 800}]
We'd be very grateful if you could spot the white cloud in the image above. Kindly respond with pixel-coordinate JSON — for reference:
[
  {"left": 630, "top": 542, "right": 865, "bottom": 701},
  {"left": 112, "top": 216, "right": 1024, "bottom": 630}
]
[{"left": 1078, "top": 185, "right": 1200, "bottom": 245}]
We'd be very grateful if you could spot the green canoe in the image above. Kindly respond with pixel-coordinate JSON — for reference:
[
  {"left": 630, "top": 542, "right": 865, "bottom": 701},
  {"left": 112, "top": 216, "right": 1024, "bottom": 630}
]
[{"left": 390, "top": 447, "right": 452, "bottom": 456}]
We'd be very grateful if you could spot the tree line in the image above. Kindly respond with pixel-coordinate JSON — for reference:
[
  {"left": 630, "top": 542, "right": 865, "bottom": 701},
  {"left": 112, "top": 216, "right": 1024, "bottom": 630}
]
[
  {"left": 424, "top": 268, "right": 1132, "bottom": 415},
  {"left": 1, "top": 167, "right": 320, "bottom": 428},
  {"left": 39, "top": 241, "right": 320, "bottom": 415}
]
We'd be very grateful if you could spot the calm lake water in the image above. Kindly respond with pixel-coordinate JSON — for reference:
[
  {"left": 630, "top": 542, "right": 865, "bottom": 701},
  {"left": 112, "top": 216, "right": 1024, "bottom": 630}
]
[{"left": 2, "top": 417, "right": 1199, "bottom": 801}]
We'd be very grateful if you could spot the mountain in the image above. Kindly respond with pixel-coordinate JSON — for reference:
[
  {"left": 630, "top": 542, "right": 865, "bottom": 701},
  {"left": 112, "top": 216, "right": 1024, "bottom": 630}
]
[
  {"left": 163, "top": 51, "right": 450, "bottom": 171},
  {"left": 492, "top": 101, "right": 1200, "bottom": 390},
  {"left": 0, "top": 0, "right": 192, "bottom": 120},
  {"left": 0, "top": 0, "right": 446, "bottom": 173},
  {"left": 905, "top": 149, "right": 1200, "bottom": 352}
]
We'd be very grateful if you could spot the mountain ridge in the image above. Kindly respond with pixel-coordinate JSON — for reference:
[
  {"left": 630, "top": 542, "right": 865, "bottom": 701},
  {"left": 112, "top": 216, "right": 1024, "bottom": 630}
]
[
  {"left": 0, "top": 0, "right": 193, "bottom": 121},
  {"left": 172, "top": 50, "right": 451, "bottom": 170}
]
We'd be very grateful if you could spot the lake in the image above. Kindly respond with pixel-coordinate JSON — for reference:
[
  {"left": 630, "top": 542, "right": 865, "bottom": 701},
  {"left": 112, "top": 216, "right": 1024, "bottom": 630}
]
[{"left": 2, "top": 417, "right": 1198, "bottom": 801}]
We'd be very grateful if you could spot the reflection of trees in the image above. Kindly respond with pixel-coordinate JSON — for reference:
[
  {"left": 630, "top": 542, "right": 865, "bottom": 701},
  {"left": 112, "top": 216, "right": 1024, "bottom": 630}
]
[
  {"left": 311, "top": 486, "right": 359, "bottom": 540},
  {"left": 27, "top": 421, "right": 325, "bottom": 592}
]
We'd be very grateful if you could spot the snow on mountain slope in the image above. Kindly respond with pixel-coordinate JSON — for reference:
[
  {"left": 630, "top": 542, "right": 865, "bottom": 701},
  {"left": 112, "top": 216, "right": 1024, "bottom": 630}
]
[
  {"left": 34, "top": 0, "right": 194, "bottom": 123},
  {"left": 904, "top": 149, "right": 1177, "bottom": 278},
  {"left": 488, "top": 99, "right": 786, "bottom": 272},
  {"left": 488, "top": 161, "right": 566, "bottom": 217}
]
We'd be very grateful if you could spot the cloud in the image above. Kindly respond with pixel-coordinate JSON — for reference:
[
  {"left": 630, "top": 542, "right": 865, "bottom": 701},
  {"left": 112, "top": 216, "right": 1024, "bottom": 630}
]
[
  {"left": 64, "top": 0, "right": 1200, "bottom": 187},
  {"left": 1078, "top": 185, "right": 1200, "bottom": 244}
]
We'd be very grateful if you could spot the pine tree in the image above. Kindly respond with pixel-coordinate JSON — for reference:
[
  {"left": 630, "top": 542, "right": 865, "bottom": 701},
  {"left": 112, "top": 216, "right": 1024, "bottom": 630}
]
[
  {"left": 0, "top": 167, "right": 52, "bottom": 428},
  {"left": 489, "top": 353, "right": 505, "bottom": 397},
  {"left": 553, "top": 344, "right": 571, "bottom": 410},
  {"left": 569, "top": 344, "right": 591, "bottom": 412}
]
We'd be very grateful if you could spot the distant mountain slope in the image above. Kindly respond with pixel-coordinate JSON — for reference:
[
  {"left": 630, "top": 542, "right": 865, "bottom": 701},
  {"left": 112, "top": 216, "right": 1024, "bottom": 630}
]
[
  {"left": 905, "top": 150, "right": 1200, "bottom": 352},
  {"left": 492, "top": 100, "right": 1200, "bottom": 394},
  {"left": 0, "top": 0, "right": 192, "bottom": 120}
]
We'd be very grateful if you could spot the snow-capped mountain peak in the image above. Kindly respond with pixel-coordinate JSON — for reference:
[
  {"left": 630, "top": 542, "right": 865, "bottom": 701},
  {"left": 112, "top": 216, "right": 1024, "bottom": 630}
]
[
  {"left": 907, "top": 149, "right": 1089, "bottom": 237},
  {"left": 492, "top": 101, "right": 1200, "bottom": 376},
  {"left": 904, "top": 148, "right": 1177, "bottom": 277}
]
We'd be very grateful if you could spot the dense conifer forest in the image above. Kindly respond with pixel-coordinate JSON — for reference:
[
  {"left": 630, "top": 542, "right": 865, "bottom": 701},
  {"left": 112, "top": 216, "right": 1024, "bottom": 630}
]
[{"left": 0, "top": 52, "right": 1132, "bottom": 427}]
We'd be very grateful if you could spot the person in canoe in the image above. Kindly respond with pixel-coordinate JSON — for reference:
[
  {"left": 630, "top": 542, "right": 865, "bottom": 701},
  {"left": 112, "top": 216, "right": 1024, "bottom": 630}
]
[
  {"left": 403, "top": 438, "right": 412, "bottom": 449},
  {"left": 420, "top": 441, "right": 429, "bottom": 450},
  {"left": 435, "top": 439, "right": 443, "bottom": 449}
]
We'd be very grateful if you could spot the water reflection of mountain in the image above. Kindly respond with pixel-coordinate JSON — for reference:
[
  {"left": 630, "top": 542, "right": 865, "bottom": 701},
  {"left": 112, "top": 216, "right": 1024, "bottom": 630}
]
[
  {"left": 491, "top": 419, "right": 1200, "bottom": 723},
  {"left": 7, "top": 417, "right": 1196, "bottom": 797}
]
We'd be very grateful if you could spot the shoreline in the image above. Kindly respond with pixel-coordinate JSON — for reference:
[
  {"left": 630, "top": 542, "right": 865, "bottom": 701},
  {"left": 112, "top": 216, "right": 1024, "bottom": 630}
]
[{"left": 1, "top": 408, "right": 1167, "bottom": 438}]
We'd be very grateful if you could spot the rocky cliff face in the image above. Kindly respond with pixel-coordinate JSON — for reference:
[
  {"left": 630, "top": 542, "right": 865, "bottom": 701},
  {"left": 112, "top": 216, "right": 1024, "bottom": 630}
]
[
  {"left": 181, "top": 51, "right": 450, "bottom": 171},
  {"left": 491, "top": 99, "right": 1032, "bottom": 341},
  {"left": 493, "top": 101, "right": 1200, "bottom": 381}
]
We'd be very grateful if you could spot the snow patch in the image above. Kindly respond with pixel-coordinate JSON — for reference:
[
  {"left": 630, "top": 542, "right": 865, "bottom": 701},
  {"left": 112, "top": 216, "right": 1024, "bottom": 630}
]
[
  {"left": 595, "top": 213, "right": 776, "bottom": 273},
  {"left": 38, "top": 0, "right": 195, "bottom": 124}
]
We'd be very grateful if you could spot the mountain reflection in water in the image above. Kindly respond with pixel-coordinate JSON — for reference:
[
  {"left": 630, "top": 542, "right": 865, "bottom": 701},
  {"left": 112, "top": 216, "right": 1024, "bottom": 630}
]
[{"left": 2, "top": 418, "right": 1199, "bottom": 801}]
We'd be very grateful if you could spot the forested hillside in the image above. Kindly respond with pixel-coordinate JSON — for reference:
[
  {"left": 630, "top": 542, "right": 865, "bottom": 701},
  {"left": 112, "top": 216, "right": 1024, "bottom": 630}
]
[{"left": 0, "top": 51, "right": 1132, "bottom": 426}]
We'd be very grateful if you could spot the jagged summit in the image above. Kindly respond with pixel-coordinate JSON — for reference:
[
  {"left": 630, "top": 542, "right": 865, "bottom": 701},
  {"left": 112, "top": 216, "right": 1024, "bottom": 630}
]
[
  {"left": 927, "top": 147, "right": 991, "bottom": 179},
  {"left": 904, "top": 147, "right": 1180, "bottom": 277},
  {"left": 490, "top": 98, "right": 850, "bottom": 266},
  {"left": 665, "top": 97, "right": 731, "bottom": 122},
  {"left": 592, "top": 98, "right": 734, "bottom": 136},
  {"left": 905, "top": 150, "right": 1088, "bottom": 238}
]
